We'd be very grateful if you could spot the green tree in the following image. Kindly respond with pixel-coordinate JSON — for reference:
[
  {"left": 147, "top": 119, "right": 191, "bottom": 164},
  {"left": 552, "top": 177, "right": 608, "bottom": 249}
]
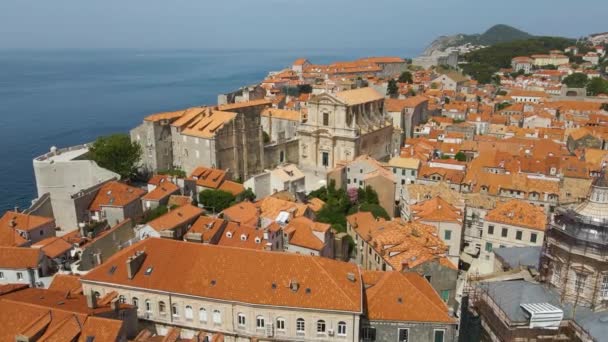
[
  {"left": 454, "top": 151, "right": 467, "bottom": 162},
  {"left": 444, "top": 97, "right": 451, "bottom": 104},
  {"left": 198, "top": 189, "right": 235, "bottom": 212},
  {"left": 236, "top": 188, "right": 256, "bottom": 202},
  {"left": 89, "top": 134, "right": 142, "bottom": 179},
  {"left": 562, "top": 73, "right": 589, "bottom": 88},
  {"left": 140, "top": 205, "right": 168, "bottom": 223},
  {"left": 262, "top": 131, "right": 270, "bottom": 144},
  {"left": 398, "top": 71, "right": 413, "bottom": 84},
  {"left": 387, "top": 79, "right": 399, "bottom": 98},
  {"left": 348, "top": 202, "right": 390, "bottom": 220},
  {"left": 587, "top": 78, "right": 608, "bottom": 96}
]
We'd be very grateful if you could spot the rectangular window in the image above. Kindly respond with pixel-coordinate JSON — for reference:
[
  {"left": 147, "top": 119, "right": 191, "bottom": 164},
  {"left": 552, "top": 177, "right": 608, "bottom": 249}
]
[
  {"left": 362, "top": 327, "right": 376, "bottom": 341},
  {"left": 276, "top": 318, "right": 285, "bottom": 331},
  {"left": 501, "top": 227, "right": 508, "bottom": 238},
  {"left": 347, "top": 179, "right": 351, "bottom": 184},
  {"left": 393, "top": 168, "right": 397, "bottom": 174},
  {"left": 441, "top": 290, "right": 450, "bottom": 302},
  {"left": 16, "top": 272, "right": 23, "bottom": 280},
  {"left": 530, "top": 233, "right": 538, "bottom": 243},
  {"left": 402, "top": 169, "right": 405, "bottom": 176},
  {"left": 485, "top": 242, "right": 493, "bottom": 253},
  {"left": 444, "top": 230, "right": 452, "bottom": 241},
  {"left": 575, "top": 273, "right": 587, "bottom": 291},
  {"left": 488, "top": 225, "right": 494, "bottom": 235},
  {"left": 601, "top": 275, "right": 608, "bottom": 299},
  {"left": 401, "top": 179, "right": 406, "bottom": 185},
  {"left": 434, "top": 329, "right": 445, "bottom": 342},
  {"left": 398, "top": 328, "right": 409, "bottom": 342},
  {"left": 0, "top": 272, "right": 3, "bottom": 279},
  {"left": 322, "top": 152, "right": 329, "bottom": 167},
  {"left": 323, "top": 112, "right": 329, "bottom": 126},
  {"left": 516, "top": 230, "right": 523, "bottom": 240}
]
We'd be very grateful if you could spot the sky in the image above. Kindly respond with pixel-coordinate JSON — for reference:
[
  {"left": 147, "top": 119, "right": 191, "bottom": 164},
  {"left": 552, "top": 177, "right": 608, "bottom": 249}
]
[{"left": 0, "top": 0, "right": 606, "bottom": 51}]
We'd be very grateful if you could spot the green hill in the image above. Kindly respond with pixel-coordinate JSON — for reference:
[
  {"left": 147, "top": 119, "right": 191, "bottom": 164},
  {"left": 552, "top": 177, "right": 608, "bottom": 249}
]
[{"left": 460, "top": 36, "right": 575, "bottom": 83}]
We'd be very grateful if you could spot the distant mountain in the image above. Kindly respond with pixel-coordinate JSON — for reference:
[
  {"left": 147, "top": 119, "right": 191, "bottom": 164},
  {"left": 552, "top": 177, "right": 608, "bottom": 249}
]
[{"left": 423, "top": 24, "right": 533, "bottom": 56}]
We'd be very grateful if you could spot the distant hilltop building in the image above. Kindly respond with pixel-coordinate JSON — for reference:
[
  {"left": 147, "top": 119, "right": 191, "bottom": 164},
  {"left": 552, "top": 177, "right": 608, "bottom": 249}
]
[
  {"left": 588, "top": 32, "right": 608, "bottom": 45},
  {"left": 293, "top": 56, "right": 408, "bottom": 79}
]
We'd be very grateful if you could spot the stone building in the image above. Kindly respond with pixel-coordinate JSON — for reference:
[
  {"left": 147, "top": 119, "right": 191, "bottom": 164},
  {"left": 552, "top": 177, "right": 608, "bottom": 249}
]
[
  {"left": 130, "top": 111, "right": 181, "bottom": 175},
  {"left": 542, "top": 172, "right": 608, "bottom": 310},
  {"left": 261, "top": 108, "right": 301, "bottom": 169},
  {"left": 297, "top": 87, "right": 393, "bottom": 171}
]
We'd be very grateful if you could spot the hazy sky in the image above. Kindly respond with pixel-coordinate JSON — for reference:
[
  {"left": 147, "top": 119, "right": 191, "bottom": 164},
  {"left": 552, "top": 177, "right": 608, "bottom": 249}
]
[{"left": 1, "top": 0, "right": 606, "bottom": 50}]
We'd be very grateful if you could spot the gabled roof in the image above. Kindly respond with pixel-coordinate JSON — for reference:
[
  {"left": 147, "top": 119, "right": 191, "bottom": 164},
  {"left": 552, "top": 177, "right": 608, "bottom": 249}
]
[
  {"left": 142, "top": 180, "right": 180, "bottom": 201},
  {"left": 181, "top": 110, "right": 237, "bottom": 139},
  {"left": 0, "top": 211, "right": 53, "bottom": 233},
  {"left": 364, "top": 271, "right": 455, "bottom": 323},
  {"left": 217, "top": 223, "right": 266, "bottom": 250},
  {"left": 217, "top": 99, "right": 272, "bottom": 111},
  {"left": 334, "top": 87, "right": 384, "bottom": 106},
  {"left": 31, "top": 237, "right": 73, "bottom": 259},
  {"left": 191, "top": 167, "right": 227, "bottom": 189},
  {"left": 283, "top": 217, "right": 328, "bottom": 251},
  {"left": 221, "top": 201, "right": 258, "bottom": 226},
  {"left": 146, "top": 204, "right": 203, "bottom": 231},
  {"left": 82, "top": 238, "right": 363, "bottom": 313},
  {"left": 0, "top": 247, "right": 41, "bottom": 269},
  {"left": 486, "top": 199, "right": 547, "bottom": 231},
  {"left": 411, "top": 196, "right": 462, "bottom": 223},
  {"left": 89, "top": 181, "right": 145, "bottom": 211}
]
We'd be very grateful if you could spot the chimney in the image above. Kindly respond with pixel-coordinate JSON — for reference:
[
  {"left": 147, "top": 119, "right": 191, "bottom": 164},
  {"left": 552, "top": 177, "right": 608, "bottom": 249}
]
[
  {"left": 86, "top": 291, "right": 97, "bottom": 309},
  {"left": 126, "top": 251, "right": 147, "bottom": 279},
  {"left": 289, "top": 279, "right": 300, "bottom": 292}
]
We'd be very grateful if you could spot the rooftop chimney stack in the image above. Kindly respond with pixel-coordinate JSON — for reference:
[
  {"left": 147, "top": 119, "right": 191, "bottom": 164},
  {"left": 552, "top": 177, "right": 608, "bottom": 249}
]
[{"left": 126, "top": 251, "right": 147, "bottom": 279}]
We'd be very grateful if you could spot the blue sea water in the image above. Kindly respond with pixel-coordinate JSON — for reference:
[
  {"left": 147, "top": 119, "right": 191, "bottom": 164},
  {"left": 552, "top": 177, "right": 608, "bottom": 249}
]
[{"left": 0, "top": 47, "right": 420, "bottom": 212}]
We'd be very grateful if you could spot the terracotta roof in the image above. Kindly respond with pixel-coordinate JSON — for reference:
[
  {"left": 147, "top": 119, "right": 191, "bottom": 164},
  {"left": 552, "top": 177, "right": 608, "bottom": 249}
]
[
  {"left": 485, "top": 199, "right": 547, "bottom": 231},
  {"left": 48, "top": 275, "right": 82, "bottom": 294},
  {"left": 217, "top": 223, "right": 266, "bottom": 250},
  {"left": 191, "top": 167, "right": 227, "bottom": 189},
  {"left": 82, "top": 238, "right": 363, "bottom": 313},
  {"left": 221, "top": 201, "right": 259, "bottom": 226},
  {"left": 144, "top": 110, "right": 184, "bottom": 122},
  {"left": 261, "top": 108, "right": 301, "bottom": 121},
  {"left": 306, "top": 198, "right": 326, "bottom": 213},
  {"left": 89, "top": 181, "right": 145, "bottom": 211},
  {"left": 78, "top": 316, "right": 123, "bottom": 342},
  {"left": 147, "top": 204, "right": 203, "bottom": 231},
  {"left": 385, "top": 96, "right": 428, "bottom": 112},
  {"left": 388, "top": 156, "right": 420, "bottom": 169},
  {"left": 0, "top": 247, "right": 41, "bottom": 269},
  {"left": 293, "top": 58, "right": 308, "bottom": 66},
  {"left": 170, "top": 107, "right": 207, "bottom": 128},
  {"left": 142, "top": 180, "right": 180, "bottom": 201},
  {"left": 187, "top": 216, "right": 226, "bottom": 242},
  {"left": 31, "top": 237, "right": 73, "bottom": 259},
  {"left": 364, "top": 271, "right": 455, "bottom": 323},
  {"left": 0, "top": 211, "right": 53, "bottom": 233},
  {"left": 411, "top": 196, "right": 462, "bottom": 223},
  {"left": 255, "top": 197, "right": 309, "bottom": 221},
  {"left": 283, "top": 217, "right": 328, "bottom": 251},
  {"left": 334, "top": 87, "right": 384, "bottom": 106},
  {"left": 181, "top": 110, "right": 237, "bottom": 139},
  {"left": 218, "top": 181, "right": 245, "bottom": 196},
  {"left": 167, "top": 195, "right": 193, "bottom": 207},
  {"left": 217, "top": 99, "right": 271, "bottom": 111},
  {"left": 358, "top": 57, "right": 405, "bottom": 64}
]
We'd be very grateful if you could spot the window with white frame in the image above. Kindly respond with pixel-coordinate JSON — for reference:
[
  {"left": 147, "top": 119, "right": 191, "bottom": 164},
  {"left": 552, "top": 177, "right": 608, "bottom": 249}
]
[
  {"left": 118, "top": 295, "right": 126, "bottom": 304},
  {"left": 199, "top": 307, "right": 207, "bottom": 322},
  {"left": 316, "top": 320, "right": 326, "bottom": 334},
  {"left": 337, "top": 321, "right": 347, "bottom": 336},
  {"left": 398, "top": 328, "right": 409, "bottom": 342},
  {"left": 434, "top": 329, "right": 445, "bottom": 342},
  {"left": 212, "top": 309, "right": 221, "bottom": 324},
  {"left": 132, "top": 297, "right": 139, "bottom": 309},
  {"left": 256, "top": 315, "right": 265, "bottom": 329},
  {"left": 601, "top": 275, "right": 608, "bottom": 299},
  {"left": 237, "top": 313, "right": 246, "bottom": 327},
  {"left": 158, "top": 301, "right": 166, "bottom": 314},
  {"left": 16, "top": 272, "right": 23, "bottom": 280},
  {"left": 145, "top": 300, "right": 152, "bottom": 313},
  {"left": 0, "top": 272, "right": 4, "bottom": 279},
  {"left": 296, "top": 318, "right": 305, "bottom": 335},
  {"left": 276, "top": 318, "right": 286, "bottom": 331},
  {"left": 185, "top": 306, "right": 193, "bottom": 320},
  {"left": 171, "top": 304, "right": 179, "bottom": 317}
]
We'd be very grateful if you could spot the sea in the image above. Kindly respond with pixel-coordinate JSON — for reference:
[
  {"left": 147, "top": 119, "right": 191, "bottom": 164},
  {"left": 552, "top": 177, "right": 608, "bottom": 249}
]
[{"left": 0, "top": 47, "right": 420, "bottom": 212}]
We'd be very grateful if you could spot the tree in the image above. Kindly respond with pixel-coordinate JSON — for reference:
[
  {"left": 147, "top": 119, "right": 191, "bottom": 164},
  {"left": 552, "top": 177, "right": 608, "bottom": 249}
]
[
  {"left": 398, "top": 71, "right": 413, "bottom": 84},
  {"left": 587, "top": 78, "right": 608, "bottom": 96},
  {"left": 454, "top": 151, "right": 467, "bottom": 162},
  {"left": 444, "top": 97, "right": 451, "bottom": 104},
  {"left": 387, "top": 79, "right": 399, "bottom": 98},
  {"left": 198, "top": 189, "right": 235, "bottom": 213},
  {"left": 236, "top": 188, "right": 256, "bottom": 202},
  {"left": 348, "top": 202, "right": 390, "bottom": 220},
  {"left": 297, "top": 84, "right": 312, "bottom": 94},
  {"left": 89, "top": 134, "right": 142, "bottom": 179},
  {"left": 262, "top": 131, "right": 270, "bottom": 144},
  {"left": 562, "top": 73, "right": 589, "bottom": 88}
]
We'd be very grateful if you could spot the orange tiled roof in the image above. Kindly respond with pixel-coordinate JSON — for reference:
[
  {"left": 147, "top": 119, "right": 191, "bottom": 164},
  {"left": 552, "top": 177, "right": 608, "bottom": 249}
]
[
  {"left": 261, "top": 108, "right": 301, "bottom": 121},
  {"left": 334, "top": 87, "right": 384, "bottom": 106},
  {"left": 187, "top": 216, "right": 226, "bottom": 242},
  {"left": 221, "top": 201, "right": 258, "bottom": 226},
  {"left": 485, "top": 199, "right": 547, "bottom": 231},
  {"left": 191, "top": 167, "right": 227, "bottom": 189},
  {"left": 283, "top": 217, "right": 328, "bottom": 251},
  {"left": 31, "top": 237, "right": 72, "bottom": 259},
  {"left": 411, "top": 196, "right": 462, "bottom": 223},
  {"left": 217, "top": 99, "right": 272, "bottom": 111},
  {"left": 218, "top": 181, "right": 245, "bottom": 196},
  {"left": 217, "top": 223, "right": 266, "bottom": 250},
  {"left": 142, "top": 180, "right": 180, "bottom": 201},
  {"left": 364, "top": 271, "right": 455, "bottom": 323},
  {"left": 82, "top": 238, "right": 363, "bottom": 313},
  {"left": 255, "top": 197, "right": 309, "bottom": 221},
  {"left": 147, "top": 204, "right": 203, "bottom": 231},
  {"left": 0, "top": 247, "right": 40, "bottom": 269},
  {"left": 48, "top": 274, "right": 82, "bottom": 294},
  {"left": 181, "top": 110, "right": 237, "bottom": 139},
  {"left": 144, "top": 110, "right": 184, "bottom": 123},
  {"left": 89, "top": 181, "right": 145, "bottom": 211}
]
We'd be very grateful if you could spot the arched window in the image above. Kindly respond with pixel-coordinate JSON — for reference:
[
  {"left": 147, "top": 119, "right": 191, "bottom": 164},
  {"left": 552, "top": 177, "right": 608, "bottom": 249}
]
[
  {"left": 279, "top": 150, "right": 285, "bottom": 163},
  {"left": 213, "top": 309, "right": 222, "bottom": 324},
  {"left": 337, "top": 321, "right": 347, "bottom": 336},
  {"left": 118, "top": 295, "right": 126, "bottom": 304},
  {"left": 276, "top": 317, "right": 286, "bottom": 331},
  {"left": 199, "top": 307, "right": 207, "bottom": 322},
  {"left": 316, "top": 320, "right": 326, "bottom": 333},
  {"left": 158, "top": 301, "right": 166, "bottom": 314},
  {"left": 172, "top": 304, "right": 179, "bottom": 317},
  {"left": 237, "top": 313, "right": 246, "bottom": 327},
  {"left": 145, "top": 300, "right": 152, "bottom": 313},
  {"left": 256, "top": 315, "right": 265, "bottom": 329},
  {"left": 132, "top": 297, "right": 139, "bottom": 308},
  {"left": 93, "top": 291, "right": 101, "bottom": 298},
  {"left": 296, "top": 318, "right": 305, "bottom": 335},
  {"left": 185, "top": 306, "right": 193, "bottom": 320}
]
